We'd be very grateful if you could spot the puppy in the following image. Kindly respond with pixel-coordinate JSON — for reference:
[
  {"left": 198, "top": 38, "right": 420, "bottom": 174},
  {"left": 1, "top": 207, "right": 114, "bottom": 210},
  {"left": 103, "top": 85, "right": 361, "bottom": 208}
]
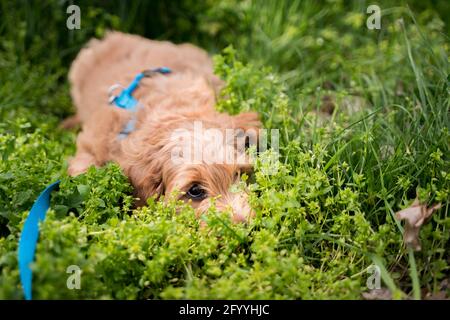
[{"left": 66, "top": 32, "right": 261, "bottom": 222}]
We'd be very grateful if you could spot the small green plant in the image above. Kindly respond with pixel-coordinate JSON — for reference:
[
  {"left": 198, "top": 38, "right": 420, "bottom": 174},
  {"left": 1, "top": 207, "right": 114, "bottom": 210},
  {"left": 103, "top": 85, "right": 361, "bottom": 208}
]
[{"left": 0, "top": 0, "right": 448, "bottom": 300}]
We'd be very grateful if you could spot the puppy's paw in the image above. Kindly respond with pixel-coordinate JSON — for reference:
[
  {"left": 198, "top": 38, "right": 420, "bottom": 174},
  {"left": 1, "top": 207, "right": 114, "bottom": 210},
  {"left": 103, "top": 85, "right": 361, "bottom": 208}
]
[{"left": 68, "top": 153, "right": 96, "bottom": 176}]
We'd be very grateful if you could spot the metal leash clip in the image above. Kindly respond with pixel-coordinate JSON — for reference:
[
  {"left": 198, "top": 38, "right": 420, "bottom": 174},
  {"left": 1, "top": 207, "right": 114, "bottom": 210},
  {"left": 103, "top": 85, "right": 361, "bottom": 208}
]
[{"left": 108, "top": 84, "right": 125, "bottom": 105}]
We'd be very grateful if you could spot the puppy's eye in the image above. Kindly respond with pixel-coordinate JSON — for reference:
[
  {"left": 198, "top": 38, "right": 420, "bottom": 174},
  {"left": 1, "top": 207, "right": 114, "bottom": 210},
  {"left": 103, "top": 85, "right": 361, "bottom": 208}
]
[{"left": 186, "top": 184, "right": 206, "bottom": 201}]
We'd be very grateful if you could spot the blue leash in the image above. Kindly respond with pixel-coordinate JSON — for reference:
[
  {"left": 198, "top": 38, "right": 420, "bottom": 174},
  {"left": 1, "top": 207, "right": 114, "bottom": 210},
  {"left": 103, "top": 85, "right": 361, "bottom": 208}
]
[
  {"left": 18, "top": 180, "right": 60, "bottom": 300},
  {"left": 17, "top": 67, "right": 171, "bottom": 299}
]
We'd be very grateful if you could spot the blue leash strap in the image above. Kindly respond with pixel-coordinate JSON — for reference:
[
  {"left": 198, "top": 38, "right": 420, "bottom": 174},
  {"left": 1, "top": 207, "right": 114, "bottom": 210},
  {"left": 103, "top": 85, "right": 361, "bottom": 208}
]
[{"left": 18, "top": 180, "right": 60, "bottom": 300}]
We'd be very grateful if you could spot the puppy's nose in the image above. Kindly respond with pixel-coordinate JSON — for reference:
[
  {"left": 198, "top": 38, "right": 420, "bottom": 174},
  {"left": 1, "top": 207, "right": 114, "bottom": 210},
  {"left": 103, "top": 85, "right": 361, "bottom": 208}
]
[{"left": 227, "top": 192, "right": 255, "bottom": 223}]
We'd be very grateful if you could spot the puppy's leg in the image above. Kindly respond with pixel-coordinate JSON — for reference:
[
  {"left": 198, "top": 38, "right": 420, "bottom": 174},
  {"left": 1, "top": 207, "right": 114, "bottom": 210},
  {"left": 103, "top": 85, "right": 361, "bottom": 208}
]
[
  {"left": 68, "top": 108, "right": 125, "bottom": 176},
  {"left": 68, "top": 129, "right": 99, "bottom": 176},
  {"left": 60, "top": 114, "right": 80, "bottom": 130}
]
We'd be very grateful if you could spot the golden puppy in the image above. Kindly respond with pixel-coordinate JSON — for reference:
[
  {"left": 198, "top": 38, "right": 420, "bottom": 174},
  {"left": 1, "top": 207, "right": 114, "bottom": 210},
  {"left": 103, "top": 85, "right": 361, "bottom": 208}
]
[{"left": 66, "top": 32, "right": 260, "bottom": 222}]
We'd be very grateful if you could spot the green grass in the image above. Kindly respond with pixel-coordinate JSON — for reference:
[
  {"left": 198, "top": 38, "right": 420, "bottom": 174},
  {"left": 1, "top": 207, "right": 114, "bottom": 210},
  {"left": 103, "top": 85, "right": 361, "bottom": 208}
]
[{"left": 0, "top": 0, "right": 449, "bottom": 299}]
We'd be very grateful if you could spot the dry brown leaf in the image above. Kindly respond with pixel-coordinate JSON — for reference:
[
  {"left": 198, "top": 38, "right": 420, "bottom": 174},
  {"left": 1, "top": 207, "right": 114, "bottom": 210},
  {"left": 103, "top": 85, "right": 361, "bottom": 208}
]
[
  {"left": 395, "top": 198, "right": 442, "bottom": 251},
  {"left": 320, "top": 95, "right": 335, "bottom": 115}
]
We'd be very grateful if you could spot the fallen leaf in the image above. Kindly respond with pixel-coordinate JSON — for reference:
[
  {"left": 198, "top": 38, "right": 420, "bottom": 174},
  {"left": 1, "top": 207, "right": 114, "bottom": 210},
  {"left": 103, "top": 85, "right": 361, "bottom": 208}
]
[
  {"left": 320, "top": 95, "right": 335, "bottom": 115},
  {"left": 395, "top": 198, "right": 442, "bottom": 251}
]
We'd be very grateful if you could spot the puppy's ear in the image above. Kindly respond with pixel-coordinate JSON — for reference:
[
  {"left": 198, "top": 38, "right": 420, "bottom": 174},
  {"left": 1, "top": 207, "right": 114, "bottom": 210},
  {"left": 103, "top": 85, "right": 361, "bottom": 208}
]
[
  {"left": 118, "top": 141, "right": 166, "bottom": 206},
  {"left": 231, "top": 112, "right": 261, "bottom": 131}
]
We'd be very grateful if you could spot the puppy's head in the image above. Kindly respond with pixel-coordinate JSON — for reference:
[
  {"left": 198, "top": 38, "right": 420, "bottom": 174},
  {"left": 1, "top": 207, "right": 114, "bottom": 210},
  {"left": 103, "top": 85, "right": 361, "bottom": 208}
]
[{"left": 118, "top": 111, "right": 261, "bottom": 222}]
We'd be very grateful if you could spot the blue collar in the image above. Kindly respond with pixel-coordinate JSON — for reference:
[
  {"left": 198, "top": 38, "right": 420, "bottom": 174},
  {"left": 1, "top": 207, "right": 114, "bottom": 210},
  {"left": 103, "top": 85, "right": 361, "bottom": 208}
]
[{"left": 109, "top": 67, "right": 171, "bottom": 139}]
